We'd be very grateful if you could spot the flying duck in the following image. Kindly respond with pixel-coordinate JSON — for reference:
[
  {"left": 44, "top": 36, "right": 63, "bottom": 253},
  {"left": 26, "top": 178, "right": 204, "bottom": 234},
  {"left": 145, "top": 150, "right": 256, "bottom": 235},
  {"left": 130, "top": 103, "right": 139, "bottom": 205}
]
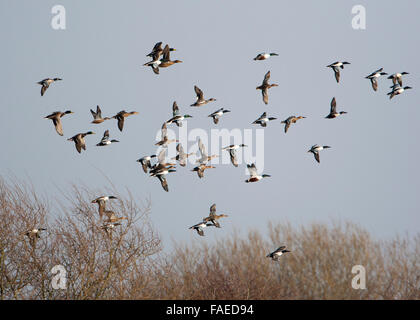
[
  {"left": 267, "top": 246, "right": 291, "bottom": 261},
  {"left": 208, "top": 108, "right": 231, "bottom": 124},
  {"left": 365, "top": 68, "right": 388, "bottom": 91},
  {"left": 202, "top": 204, "right": 228, "bottom": 228},
  {"left": 37, "top": 78, "right": 62, "bottom": 96},
  {"left": 325, "top": 97, "right": 347, "bottom": 119},
  {"left": 326, "top": 61, "right": 350, "bottom": 83},
  {"left": 96, "top": 130, "right": 119, "bottom": 146},
  {"left": 150, "top": 156, "right": 176, "bottom": 192},
  {"left": 44, "top": 110, "right": 74, "bottom": 136},
  {"left": 112, "top": 110, "right": 139, "bottom": 132},
  {"left": 196, "top": 138, "right": 218, "bottom": 164},
  {"left": 166, "top": 101, "right": 192, "bottom": 127},
  {"left": 155, "top": 122, "right": 179, "bottom": 147},
  {"left": 25, "top": 228, "right": 47, "bottom": 247},
  {"left": 100, "top": 222, "right": 122, "bottom": 234},
  {"left": 91, "top": 195, "right": 118, "bottom": 219},
  {"left": 150, "top": 149, "right": 176, "bottom": 173},
  {"left": 189, "top": 221, "right": 215, "bottom": 237},
  {"left": 191, "top": 85, "right": 216, "bottom": 107},
  {"left": 192, "top": 163, "right": 215, "bottom": 179},
  {"left": 387, "top": 86, "right": 412, "bottom": 99},
  {"left": 222, "top": 144, "right": 247, "bottom": 167},
  {"left": 149, "top": 149, "right": 176, "bottom": 192},
  {"left": 245, "top": 163, "right": 270, "bottom": 183},
  {"left": 281, "top": 116, "right": 306, "bottom": 133},
  {"left": 172, "top": 143, "right": 194, "bottom": 167},
  {"left": 256, "top": 71, "right": 278, "bottom": 105},
  {"left": 136, "top": 155, "right": 157, "bottom": 173},
  {"left": 253, "top": 52, "right": 279, "bottom": 61},
  {"left": 252, "top": 112, "right": 277, "bottom": 127},
  {"left": 90, "top": 105, "right": 111, "bottom": 124},
  {"left": 308, "top": 145, "right": 331, "bottom": 163},
  {"left": 388, "top": 72, "right": 409, "bottom": 87},
  {"left": 158, "top": 44, "right": 182, "bottom": 68},
  {"left": 67, "top": 131, "right": 95, "bottom": 154}
]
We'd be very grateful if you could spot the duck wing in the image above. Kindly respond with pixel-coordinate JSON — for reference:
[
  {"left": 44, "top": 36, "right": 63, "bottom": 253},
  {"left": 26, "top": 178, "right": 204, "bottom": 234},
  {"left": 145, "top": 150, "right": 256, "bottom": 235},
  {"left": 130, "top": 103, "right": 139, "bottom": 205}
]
[
  {"left": 330, "top": 97, "right": 337, "bottom": 113},
  {"left": 161, "top": 122, "right": 168, "bottom": 140},
  {"left": 247, "top": 163, "right": 258, "bottom": 177},
  {"left": 228, "top": 149, "right": 238, "bottom": 167},
  {"left": 333, "top": 68, "right": 340, "bottom": 83},
  {"left": 194, "top": 85, "right": 204, "bottom": 101},
  {"left": 141, "top": 161, "right": 149, "bottom": 173},
  {"left": 210, "top": 204, "right": 216, "bottom": 215},
  {"left": 262, "top": 88, "right": 269, "bottom": 105},
  {"left": 158, "top": 175, "right": 169, "bottom": 192},
  {"left": 101, "top": 130, "right": 110, "bottom": 143},
  {"left": 75, "top": 139, "right": 83, "bottom": 153},
  {"left": 90, "top": 108, "right": 98, "bottom": 119},
  {"left": 172, "top": 101, "right": 180, "bottom": 116},
  {"left": 275, "top": 246, "right": 286, "bottom": 252},
  {"left": 262, "top": 71, "right": 271, "bottom": 85},
  {"left": 161, "top": 44, "right": 170, "bottom": 61},
  {"left": 117, "top": 117, "right": 125, "bottom": 132},
  {"left": 40, "top": 84, "right": 48, "bottom": 96},
  {"left": 371, "top": 78, "right": 378, "bottom": 91},
  {"left": 53, "top": 118, "right": 63, "bottom": 136},
  {"left": 284, "top": 120, "right": 291, "bottom": 133}
]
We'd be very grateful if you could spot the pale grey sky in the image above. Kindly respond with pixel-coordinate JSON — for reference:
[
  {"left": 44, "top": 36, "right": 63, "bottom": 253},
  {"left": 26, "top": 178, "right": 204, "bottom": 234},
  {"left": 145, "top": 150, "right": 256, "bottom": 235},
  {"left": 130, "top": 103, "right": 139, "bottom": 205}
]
[{"left": 1, "top": 1, "right": 419, "bottom": 249}]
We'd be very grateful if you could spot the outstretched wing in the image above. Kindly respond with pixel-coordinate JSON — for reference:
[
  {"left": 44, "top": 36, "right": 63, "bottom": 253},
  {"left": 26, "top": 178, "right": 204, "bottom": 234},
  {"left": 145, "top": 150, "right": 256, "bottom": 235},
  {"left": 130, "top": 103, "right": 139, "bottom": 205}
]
[
  {"left": 262, "top": 89, "right": 269, "bottom": 105},
  {"left": 101, "top": 130, "right": 110, "bottom": 142},
  {"left": 334, "top": 68, "right": 340, "bottom": 83},
  {"left": 210, "top": 204, "right": 216, "bottom": 215},
  {"left": 330, "top": 97, "right": 337, "bottom": 113},
  {"left": 161, "top": 44, "right": 171, "bottom": 61},
  {"left": 41, "top": 84, "right": 48, "bottom": 96},
  {"left": 229, "top": 149, "right": 238, "bottom": 167},
  {"left": 117, "top": 117, "right": 125, "bottom": 132},
  {"left": 161, "top": 122, "right": 168, "bottom": 140},
  {"left": 263, "top": 71, "right": 271, "bottom": 85},
  {"left": 158, "top": 175, "right": 169, "bottom": 192},
  {"left": 276, "top": 246, "right": 286, "bottom": 252},
  {"left": 247, "top": 163, "right": 258, "bottom": 177},
  {"left": 284, "top": 121, "right": 291, "bottom": 133},
  {"left": 172, "top": 101, "right": 180, "bottom": 116},
  {"left": 53, "top": 118, "right": 63, "bottom": 136},
  {"left": 96, "top": 105, "right": 102, "bottom": 118},
  {"left": 371, "top": 78, "right": 378, "bottom": 91},
  {"left": 194, "top": 85, "right": 204, "bottom": 101}
]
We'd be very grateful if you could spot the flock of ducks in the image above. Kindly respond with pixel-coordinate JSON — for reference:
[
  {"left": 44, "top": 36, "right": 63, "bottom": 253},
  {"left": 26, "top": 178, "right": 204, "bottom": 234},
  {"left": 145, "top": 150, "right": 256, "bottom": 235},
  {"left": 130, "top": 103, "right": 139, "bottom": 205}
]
[{"left": 30, "top": 43, "right": 413, "bottom": 261}]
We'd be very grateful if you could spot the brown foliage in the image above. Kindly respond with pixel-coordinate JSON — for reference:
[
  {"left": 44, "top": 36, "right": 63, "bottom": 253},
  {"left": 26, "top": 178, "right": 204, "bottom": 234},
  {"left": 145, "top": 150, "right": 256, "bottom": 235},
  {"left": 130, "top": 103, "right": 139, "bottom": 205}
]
[{"left": 0, "top": 176, "right": 418, "bottom": 300}]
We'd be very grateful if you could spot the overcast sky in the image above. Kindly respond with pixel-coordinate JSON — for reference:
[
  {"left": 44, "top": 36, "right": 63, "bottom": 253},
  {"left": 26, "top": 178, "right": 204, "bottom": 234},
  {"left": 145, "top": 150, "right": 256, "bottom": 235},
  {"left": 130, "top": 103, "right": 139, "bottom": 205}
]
[{"left": 1, "top": 1, "right": 419, "bottom": 250}]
